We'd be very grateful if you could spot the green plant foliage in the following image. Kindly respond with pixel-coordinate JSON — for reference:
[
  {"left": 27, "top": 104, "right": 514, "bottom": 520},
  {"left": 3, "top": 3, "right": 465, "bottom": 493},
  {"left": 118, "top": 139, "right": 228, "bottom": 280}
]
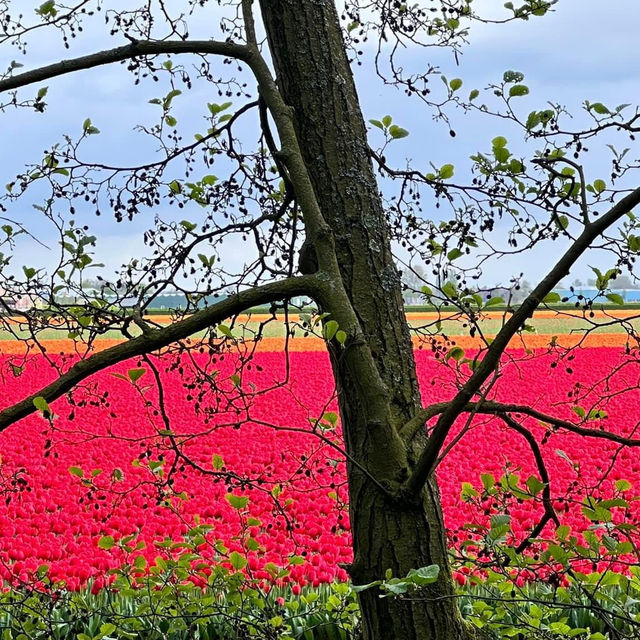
[{"left": 1, "top": 479, "right": 640, "bottom": 636}]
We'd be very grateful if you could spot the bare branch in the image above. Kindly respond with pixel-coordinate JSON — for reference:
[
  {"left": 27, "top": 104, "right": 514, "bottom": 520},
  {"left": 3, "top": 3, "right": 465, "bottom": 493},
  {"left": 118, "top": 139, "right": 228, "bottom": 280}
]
[
  {"left": 403, "top": 400, "right": 640, "bottom": 450},
  {"left": 0, "top": 40, "right": 252, "bottom": 94},
  {"left": 241, "top": 0, "right": 258, "bottom": 47},
  {"left": 532, "top": 157, "right": 591, "bottom": 226},
  {"left": 497, "top": 414, "right": 560, "bottom": 554},
  {"left": 0, "top": 274, "right": 318, "bottom": 431}
]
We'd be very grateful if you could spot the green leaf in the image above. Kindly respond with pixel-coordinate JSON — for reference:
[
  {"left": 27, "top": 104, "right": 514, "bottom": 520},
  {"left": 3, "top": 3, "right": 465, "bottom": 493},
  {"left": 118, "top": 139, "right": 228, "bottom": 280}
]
[
  {"left": 572, "top": 405, "right": 586, "bottom": 419},
  {"left": 494, "top": 146, "right": 511, "bottom": 163},
  {"left": 406, "top": 565, "right": 440, "bottom": 585},
  {"left": 36, "top": 1, "right": 57, "bottom": 17},
  {"left": 547, "top": 544, "right": 568, "bottom": 566},
  {"left": 201, "top": 174, "right": 218, "bottom": 185},
  {"left": 525, "top": 475, "right": 545, "bottom": 496},
  {"left": 165, "top": 115, "right": 177, "bottom": 127},
  {"left": 593, "top": 179, "right": 606, "bottom": 193},
  {"left": 369, "top": 119, "right": 384, "bottom": 130},
  {"left": 100, "top": 623, "right": 116, "bottom": 636},
  {"left": 616, "top": 479, "right": 631, "bottom": 492},
  {"left": 322, "top": 412, "right": 339, "bottom": 428},
  {"left": 98, "top": 535, "right": 115, "bottom": 550},
  {"left": 225, "top": 493, "right": 249, "bottom": 510},
  {"left": 217, "top": 324, "right": 234, "bottom": 338},
  {"left": 508, "top": 84, "right": 529, "bottom": 97},
  {"left": 492, "top": 136, "right": 507, "bottom": 148},
  {"left": 449, "top": 78, "right": 463, "bottom": 92},
  {"left": 23, "top": 266, "right": 36, "bottom": 279},
  {"left": 384, "top": 581, "right": 409, "bottom": 595},
  {"left": 461, "top": 482, "right": 479, "bottom": 501},
  {"left": 212, "top": 454, "right": 225, "bottom": 470},
  {"left": 439, "top": 164, "right": 455, "bottom": 179},
  {"left": 33, "top": 396, "right": 50, "bottom": 413},
  {"left": 69, "top": 466, "right": 83, "bottom": 478},
  {"left": 246, "top": 537, "right": 260, "bottom": 551},
  {"left": 37, "top": 86, "right": 48, "bottom": 99},
  {"left": 442, "top": 281, "right": 457, "bottom": 299},
  {"left": 335, "top": 330, "right": 347, "bottom": 345},
  {"left": 555, "top": 449, "right": 574, "bottom": 465},
  {"left": 208, "top": 101, "right": 232, "bottom": 115},
  {"left": 606, "top": 293, "right": 624, "bottom": 305},
  {"left": 10, "top": 364, "right": 23, "bottom": 377},
  {"left": 543, "top": 292, "right": 561, "bottom": 304},
  {"left": 481, "top": 473, "right": 495, "bottom": 490},
  {"left": 447, "top": 347, "right": 465, "bottom": 362},
  {"left": 229, "top": 551, "right": 247, "bottom": 570},
  {"left": 352, "top": 579, "right": 382, "bottom": 593},
  {"left": 503, "top": 70, "right": 524, "bottom": 83},
  {"left": 163, "top": 89, "right": 182, "bottom": 109},
  {"left": 588, "top": 408, "right": 608, "bottom": 421},
  {"left": 508, "top": 158, "right": 523, "bottom": 173},
  {"left": 324, "top": 320, "right": 339, "bottom": 341},
  {"left": 489, "top": 514, "right": 512, "bottom": 541},
  {"left": 382, "top": 115, "right": 392, "bottom": 127},
  {"left": 590, "top": 102, "right": 609, "bottom": 115},
  {"left": 526, "top": 111, "right": 541, "bottom": 130},
  {"left": 389, "top": 125, "right": 409, "bottom": 139},
  {"left": 485, "top": 296, "right": 503, "bottom": 307},
  {"left": 127, "top": 368, "right": 146, "bottom": 383},
  {"left": 469, "top": 89, "right": 479, "bottom": 101},
  {"left": 180, "top": 219, "right": 197, "bottom": 232},
  {"left": 447, "top": 248, "right": 463, "bottom": 261},
  {"left": 628, "top": 235, "right": 640, "bottom": 253}
]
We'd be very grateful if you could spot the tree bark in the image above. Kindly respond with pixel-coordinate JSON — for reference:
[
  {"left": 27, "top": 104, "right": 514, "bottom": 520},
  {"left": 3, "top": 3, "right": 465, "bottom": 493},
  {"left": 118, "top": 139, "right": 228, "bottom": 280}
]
[{"left": 259, "top": 2, "right": 475, "bottom": 638}]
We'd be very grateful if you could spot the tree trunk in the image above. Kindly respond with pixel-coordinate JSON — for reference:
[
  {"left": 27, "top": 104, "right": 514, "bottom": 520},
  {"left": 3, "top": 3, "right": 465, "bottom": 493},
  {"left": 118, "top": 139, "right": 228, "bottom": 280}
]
[{"left": 259, "top": 2, "right": 476, "bottom": 639}]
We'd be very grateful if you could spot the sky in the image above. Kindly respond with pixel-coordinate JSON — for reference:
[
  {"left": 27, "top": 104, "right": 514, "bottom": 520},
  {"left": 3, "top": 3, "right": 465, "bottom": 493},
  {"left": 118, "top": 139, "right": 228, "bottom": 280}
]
[{"left": 0, "top": 0, "right": 639, "bottom": 290}]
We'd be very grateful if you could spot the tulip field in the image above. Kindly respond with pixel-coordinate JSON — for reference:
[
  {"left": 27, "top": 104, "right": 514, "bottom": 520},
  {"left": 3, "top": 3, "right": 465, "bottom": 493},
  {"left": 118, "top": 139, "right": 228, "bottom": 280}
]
[{"left": 1, "top": 317, "right": 640, "bottom": 592}]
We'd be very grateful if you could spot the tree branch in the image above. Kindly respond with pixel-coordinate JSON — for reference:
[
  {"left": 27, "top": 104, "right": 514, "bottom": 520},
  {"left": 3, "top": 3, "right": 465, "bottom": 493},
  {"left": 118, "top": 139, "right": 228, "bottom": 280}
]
[
  {"left": 497, "top": 414, "right": 560, "bottom": 554},
  {"left": 0, "top": 275, "right": 318, "bottom": 431},
  {"left": 402, "top": 400, "right": 640, "bottom": 449},
  {"left": 405, "top": 184, "right": 640, "bottom": 495},
  {"left": 0, "top": 40, "right": 252, "bottom": 94}
]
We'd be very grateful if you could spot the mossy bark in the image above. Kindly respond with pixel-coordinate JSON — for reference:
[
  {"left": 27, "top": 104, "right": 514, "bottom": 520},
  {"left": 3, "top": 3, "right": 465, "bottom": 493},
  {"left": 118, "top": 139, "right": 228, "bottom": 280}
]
[{"left": 260, "top": 2, "right": 476, "bottom": 639}]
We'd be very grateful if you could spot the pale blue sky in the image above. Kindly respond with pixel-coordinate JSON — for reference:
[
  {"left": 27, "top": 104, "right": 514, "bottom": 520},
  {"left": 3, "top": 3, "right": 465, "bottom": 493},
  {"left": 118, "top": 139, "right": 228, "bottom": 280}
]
[{"left": 1, "top": 0, "right": 638, "bottom": 288}]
